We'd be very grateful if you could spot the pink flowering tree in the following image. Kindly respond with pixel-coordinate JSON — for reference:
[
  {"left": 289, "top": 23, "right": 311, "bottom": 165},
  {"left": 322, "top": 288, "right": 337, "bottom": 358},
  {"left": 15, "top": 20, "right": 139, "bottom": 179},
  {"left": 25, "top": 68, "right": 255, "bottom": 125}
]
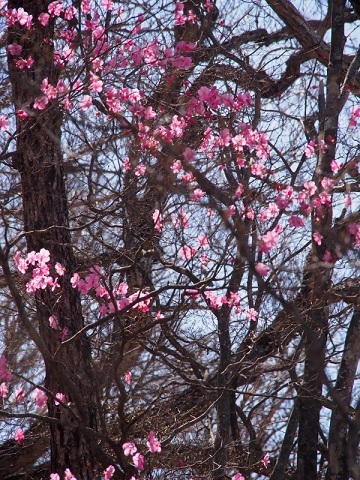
[{"left": 0, "top": 0, "right": 359, "bottom": 479}]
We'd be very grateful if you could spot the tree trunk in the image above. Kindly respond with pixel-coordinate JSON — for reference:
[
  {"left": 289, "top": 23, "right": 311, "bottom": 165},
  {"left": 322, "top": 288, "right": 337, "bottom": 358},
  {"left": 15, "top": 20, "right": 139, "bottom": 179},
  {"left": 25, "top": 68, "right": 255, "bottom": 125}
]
[{"left": 7, "top": 2, "right": 101, "bottom": 477}]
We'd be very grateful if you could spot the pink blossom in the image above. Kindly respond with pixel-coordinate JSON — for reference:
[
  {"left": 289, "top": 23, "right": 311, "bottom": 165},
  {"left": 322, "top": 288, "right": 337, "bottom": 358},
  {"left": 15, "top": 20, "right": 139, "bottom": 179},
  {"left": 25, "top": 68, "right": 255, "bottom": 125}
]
[
  {"left": 171, "top": 55, "right": 193, "bottom": 69},
  {"left": 228, "top": 291, "right": 241, "bottom": 307},
  {"left": 349, "top": 105, "right": 360, "bottom": 127},
  {"left": 64, "top": 468, "right": 77, "bottom": 480},
  {"left": 14, "top": 428, "right": 25, "bottom": 445},
  {"left": 64, "top": 6, "right": 76, "bottom": 20},
  {"left": 55, "top": 262, "right": 65, "bottom": 276},
  {"left": 313, "top": 232, "right": 323, "bottom": 245},
  {"left": 152, "top": 209, "right": 163, "bottom": 233},
  {"left": 102, "top": 0, "right": 114, "bottom": 10},
  {"left": 70, "top": 272, "right": 81, "bottom": 288},
  {"left": 321, "top": 177, "right": 334, "bottom": 191},
  {"left": 79, "top": 95, "right": 93, "bottom": 110},
  {"left": 171, "top": 160, "right": 183, "bottom": 173},
  {"left": 330, "top": 160, "right": 342, "bottom": 173},
  {"left": 201, "top": 254, "right": 209, "bottom": 265},
  {"left": 303, "top": 181, "right": 317, "bottom": 197},
  {"left": 258, "top": 227, "right": 281, "bottom": 253},
  {"left": 14, "top": 57, "right": 34, "bottom": 69},
  {"left": 349, "top": 223, "right": 360, "bottom": 246},
  {"left": 15, "top": 386, "right": 25, "bottom": 402},
  {"left": 15, "top": 8, "right": 33, "bottom": 28},
  {"left": 123, "top": 442, "right": 137, "bottom": 456},
  {"left": 104, "top": 465, "right": 115, "bottom": 479},
  {"left": 33, "top": 96, "right": 49, "bottom": 110},
  {"left": 60, "top": 327, "right": 69, "bottom": 341},
  {"left": 49, "top": 315, "right": 59, "bottom": 330},
  {"left": 183, "top": 147, "right": 195, "bottom": 162},
  {"left": 236, "top": 91, "right": 252, "bottom": 108},
  {"left": 218, "top": 128, "right": 231, "bottom": 146},
  {"left": 247, "top": 308, "right": 258, "bottom": 321},
  {"left": 81, "top": 0, "right": 92, "bottom": 14},
  {"left": 123, "top": 156, "right": 131, "bottom": 171},
  {"left": 48, "top": 1, "right": 64, "bottom": 16},
  {"left": 144, "top": 106, "right": 156, "bottom": 119},
  {"left": 62, "top": 95, "right": 73, "bottom": 110},
  {"left": 255, "top": 262, "right": 270, "bottom": 277},
  {"left": 132, "top": 452, "right": 144, "bottom": 470},
  {"left": 305, "top": 138, "right": 316, "bottom": 157},
  {"left": 192, "top": 188, "right": 205, "bottom": 201},
  {"left": 54, "top": 392, "right": 67, "bottom": 405},
  {"left": 32, "top": 388, "right": 48, "bottom": 408},
  {"left": 170, "top": 115, "right": 186, "bottom": 137},
  {"left": 17, "top": 110, "right": 29, "bottom": 119},
  {"left": 204, "top": 291, "right": 222, "bottom": 309},
  {"left": 89, "top": 74, "right": 103, "bottom": 93},
  {"left": 8, "top": 43, "right": 22, "bottom": 56},
  {"left": 260, "top": 203, "right": 278, "bottom": 221},
  {"left": 0, "top": 382, "right": 8, "bottom": 398},
  {"left": 117, "top": 283, "right": 128, "bottom": 296},
  {"left": 26, "top": 250, "right": 40, "bottom": 265},
  {"left": 135, "top": 164, "right": 146, "bottom": 176},
  {"left": 33, "top": 247, "right": 50, "bottom": 264},
  {"left": 198, "top": 234, "right": 209, "bottom": 248},
  {"left": 38, "top": 12, "right": 50, "bottom": 26},
  {"left": 226, "top": 204, "right": 236, "bottom": 217},
  {"left": 180, "top": 245, "right": 196, "bottom": 260},
  {"left": 251, "top": 162, "right": 265, "bottom": 178},
  {"left": 147, "top": 430, "right": 161, "bottom": 453},
  {"left": 262, "top": 452, "right": 270, "bottom": 468},
  {"left": 93, "top": 26, "right": 105, "bottom": 40},
  {"left": 173, "top": 209, "right": 188, "bottom": 228},
  {"left": 234, "top": 183, "right": 244, "bottom": 199},
  {"left": 14, "top": 251, "right": 27, "bottom": 274},
  {"left": 50, "top": 475, "right": 60, "bottom": 480},
  {"left": 124, "top": 371, "right": 132, "bottom": 385},
  {"left": 289, "top": 216, "right": 305, "bottom": 228},
  {"left": 232, "top": 474, "right": 245, "bottom": 480},
  {"left": 0, "top": 115, "right": 9, "bottom": 131}
]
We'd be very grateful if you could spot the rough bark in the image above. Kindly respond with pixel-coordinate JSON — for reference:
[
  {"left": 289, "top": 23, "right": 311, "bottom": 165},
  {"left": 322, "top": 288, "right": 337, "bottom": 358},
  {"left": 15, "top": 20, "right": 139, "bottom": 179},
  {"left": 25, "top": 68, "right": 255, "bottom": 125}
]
[
  {"left": 326, "top": 307, "right": 360, "bottom": 480},
  {"left": 7, "top": 1, "right": 101, "bottom": 477},
  {"left": 297, "top": 1, "right": 346, "bottom": 478}
]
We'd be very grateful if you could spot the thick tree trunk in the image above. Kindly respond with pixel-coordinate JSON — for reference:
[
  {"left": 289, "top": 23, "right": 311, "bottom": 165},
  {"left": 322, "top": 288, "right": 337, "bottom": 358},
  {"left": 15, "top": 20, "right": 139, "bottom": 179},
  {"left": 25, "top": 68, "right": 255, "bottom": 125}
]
[
  {"left": 326, "top": 308, "right": 360, "bottom": 480},
  {"left": 297, "top": 1, "right": 346, "bottom": 478},
  {"left": 7, "top": 2, "right": 101, "bottom": 477}
]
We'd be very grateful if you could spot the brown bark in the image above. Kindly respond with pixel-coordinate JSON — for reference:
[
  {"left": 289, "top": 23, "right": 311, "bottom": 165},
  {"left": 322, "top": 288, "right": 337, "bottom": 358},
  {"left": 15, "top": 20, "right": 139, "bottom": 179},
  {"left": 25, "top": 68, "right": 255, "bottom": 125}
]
[
  {"left": 7, "top": 2, "right": 102, "bottom": 477},
  {"left": 326, "top": 307, "right": 360, "bottom": 480},
  {"left": 297, "top": 1, "right": 346, "bottom": 478}
]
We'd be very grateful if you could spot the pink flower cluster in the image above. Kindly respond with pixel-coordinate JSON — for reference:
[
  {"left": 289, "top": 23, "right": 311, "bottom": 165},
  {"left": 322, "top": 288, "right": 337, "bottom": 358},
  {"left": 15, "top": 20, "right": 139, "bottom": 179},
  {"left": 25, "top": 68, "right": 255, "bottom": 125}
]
[
  {"left": 71, "top": 268, "right": 152, "bottom": 317},
  {"left": 14, "top": 427, "right": 25, "bottom": 445},
  {"left": 14, "top": 249, "right": 64, "bottom": 293},
  {"left": 204, "top": 290, "right": 241, "bottom": 312},
  {"left": 122, "top": 431, "right": 161, "bottom": 472},
  {"left": 349, "top": 106, "right": 360, "bottom": 127},
  {"left": 3, "top": 7, "right": 33, "bottom": 29}
]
